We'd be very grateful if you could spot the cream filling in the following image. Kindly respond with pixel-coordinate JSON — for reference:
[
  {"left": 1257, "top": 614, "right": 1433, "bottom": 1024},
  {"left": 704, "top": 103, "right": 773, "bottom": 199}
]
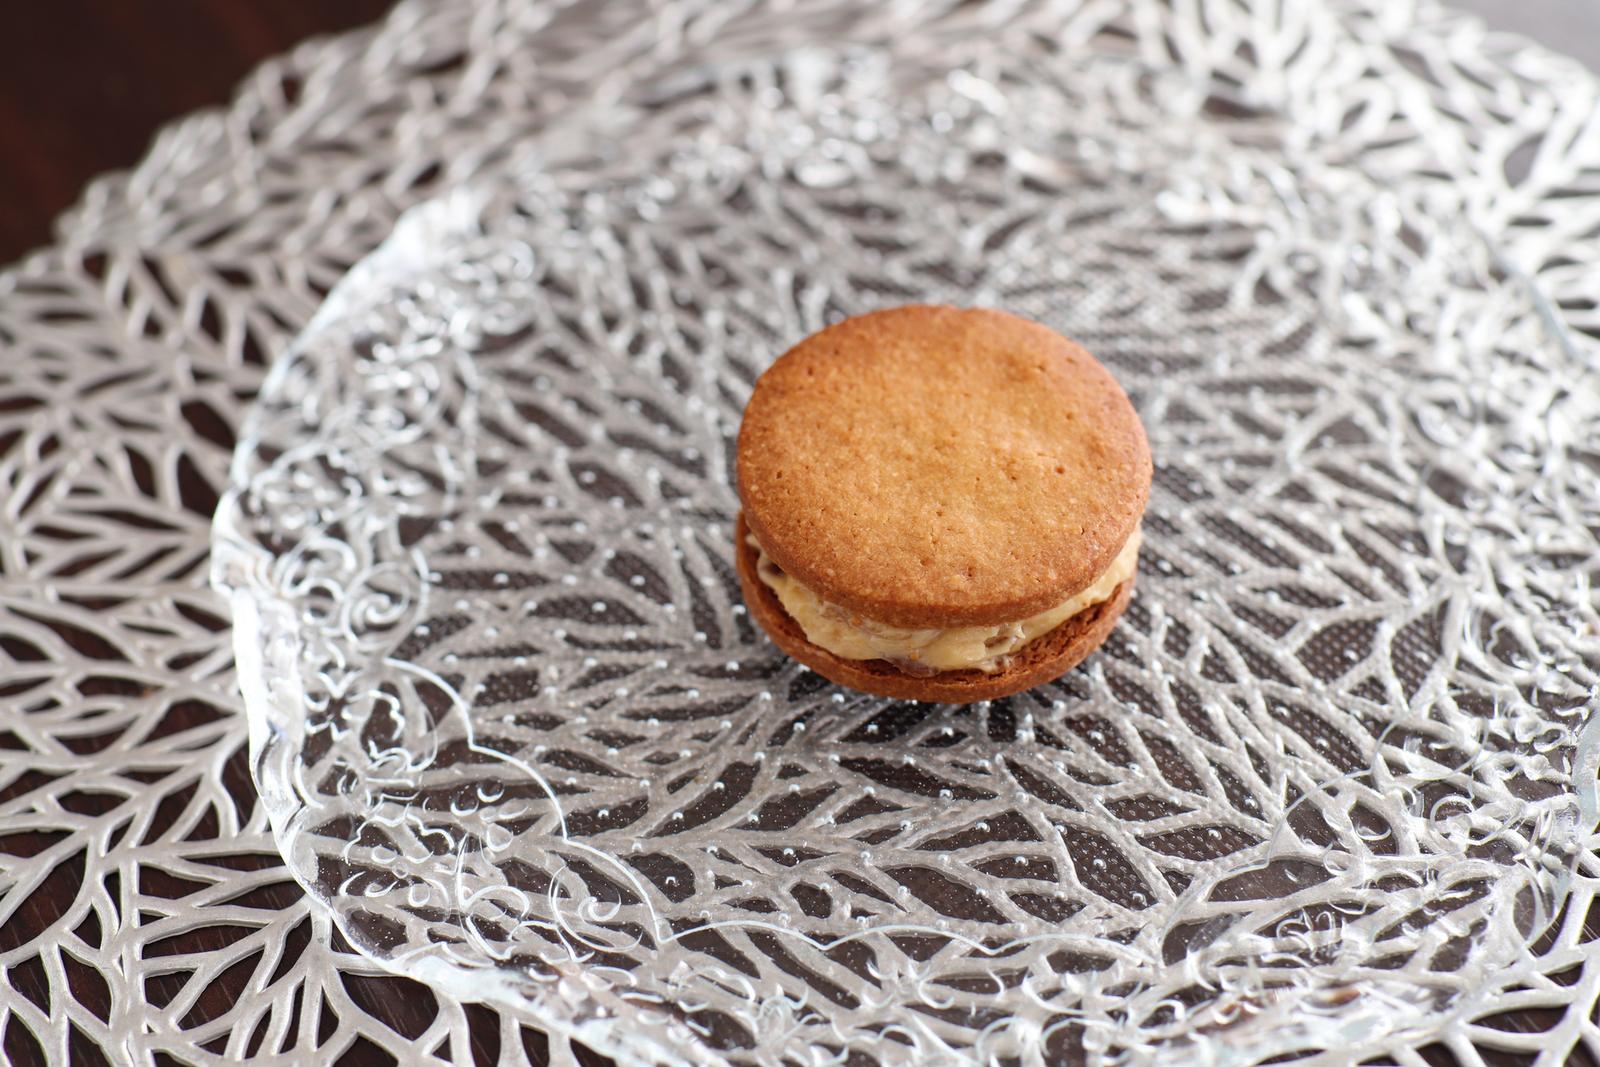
[{"left": 751, "top": 528, "right": 1140, "bottom": 674}]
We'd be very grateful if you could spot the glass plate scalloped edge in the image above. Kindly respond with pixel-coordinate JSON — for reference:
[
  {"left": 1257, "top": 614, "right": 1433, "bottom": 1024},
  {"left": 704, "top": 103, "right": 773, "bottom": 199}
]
[{"left": 213, "top": 3, "right": 1600, "bottom": 1065}]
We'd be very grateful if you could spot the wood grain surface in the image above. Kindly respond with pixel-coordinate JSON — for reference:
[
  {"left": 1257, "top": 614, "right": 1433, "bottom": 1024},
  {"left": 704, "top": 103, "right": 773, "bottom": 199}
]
[{"left": 0, "top": 1, "right": 395, "bottom": 263}]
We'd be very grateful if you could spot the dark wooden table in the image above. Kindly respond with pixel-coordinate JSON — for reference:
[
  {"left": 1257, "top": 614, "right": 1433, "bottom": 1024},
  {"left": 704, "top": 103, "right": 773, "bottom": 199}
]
[
  {"left": 1, "top": 3, "right": 1592, "bottom": 1066},
  {"left": 0, "top": 1, "right": 394, "bottom": 264}
]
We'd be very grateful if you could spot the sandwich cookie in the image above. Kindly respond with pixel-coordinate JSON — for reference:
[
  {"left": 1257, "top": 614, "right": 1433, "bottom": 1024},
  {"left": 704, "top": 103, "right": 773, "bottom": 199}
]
[{"left": 734, "top": 305, "right": 1151, "bottom": 703}]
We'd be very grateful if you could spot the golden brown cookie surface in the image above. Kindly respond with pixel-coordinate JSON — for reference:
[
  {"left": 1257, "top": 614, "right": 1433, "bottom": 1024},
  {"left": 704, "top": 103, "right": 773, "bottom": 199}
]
[{"left": 736, "top": 305, "right": 1150, "bottom": 629}]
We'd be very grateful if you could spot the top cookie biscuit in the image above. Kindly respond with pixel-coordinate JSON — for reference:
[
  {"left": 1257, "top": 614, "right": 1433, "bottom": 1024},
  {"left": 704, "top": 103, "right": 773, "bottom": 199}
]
[{"left": 736, "top": 305, "right": 1151, "bottom": 629}]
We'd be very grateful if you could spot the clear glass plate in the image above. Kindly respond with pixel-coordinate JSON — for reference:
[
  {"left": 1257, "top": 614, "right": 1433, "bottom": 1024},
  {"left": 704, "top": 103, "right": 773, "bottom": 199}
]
[{"left": 212, "top": 13, "right": 1600, "bottom": 1066}]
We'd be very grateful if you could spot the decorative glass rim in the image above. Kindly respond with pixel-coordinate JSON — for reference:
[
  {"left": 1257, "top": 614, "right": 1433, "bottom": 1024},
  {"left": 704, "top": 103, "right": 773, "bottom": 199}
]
[{"left": 212, "top": 3, "right": 1600, "bottom": 1064}]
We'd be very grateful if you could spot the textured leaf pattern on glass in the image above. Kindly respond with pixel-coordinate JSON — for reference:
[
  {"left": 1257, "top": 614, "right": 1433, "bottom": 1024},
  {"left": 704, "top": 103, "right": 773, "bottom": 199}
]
[
  {"left": 1, "top": 1, "right": 1598, "bottom": 1066},
  {"left": 213, "top": 9, "right": 1600, "bottom": 1065}
]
